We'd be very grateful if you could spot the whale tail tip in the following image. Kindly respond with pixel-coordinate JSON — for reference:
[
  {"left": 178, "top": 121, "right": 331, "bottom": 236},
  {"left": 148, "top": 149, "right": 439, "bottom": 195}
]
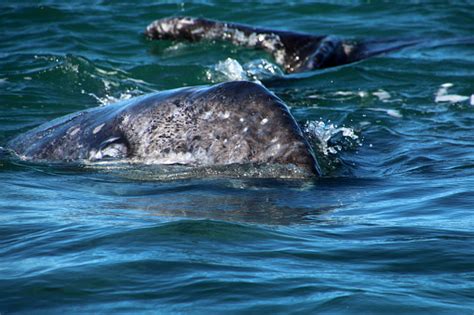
[{"left": 346, "top": 36, "right": 474, "bottom": 64}]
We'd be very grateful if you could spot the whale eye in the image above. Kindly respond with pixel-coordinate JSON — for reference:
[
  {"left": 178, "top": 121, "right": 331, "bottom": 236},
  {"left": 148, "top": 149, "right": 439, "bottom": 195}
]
[{"left": 90, "top": 137, "right": 129, "bottom": 161}]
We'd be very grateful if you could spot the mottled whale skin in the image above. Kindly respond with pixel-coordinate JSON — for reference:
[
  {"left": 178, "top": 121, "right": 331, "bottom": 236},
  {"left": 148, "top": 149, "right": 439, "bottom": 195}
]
[
  {"left": 145, "top": 16, "right": 426, "bottom": 73},
  {"left": 7, "top": 81, "right": 320, "bottom": 175}
]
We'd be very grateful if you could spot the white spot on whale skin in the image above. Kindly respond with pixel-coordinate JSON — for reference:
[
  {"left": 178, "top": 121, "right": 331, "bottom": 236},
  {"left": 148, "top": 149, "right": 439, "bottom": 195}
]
[
  {"left": 177, "top": 17, "right": 194, "bottom": 26},
  {"left": 100, "top": 143, "right": 127, "bottom": 159},
  {"left": 260, "top": 118, "right": 269, "bottom": 125},
  {"left": 89, "top": 149, "right": 100, "bottom": 160},
  {"left": 203, "top": 111, "right": 214, "bottom": 120},
  {"left": 191, "top": 27, "right": 204, "bottom": 34},
  {"left": 122, "top": 115, "right": 130, "bottom": 125},
  {"left": 218, "top": 111, "right": 230, "bottom": 119},
  {"left": 158, "top": 21, "right": 172, "bottom": 33},
  {"left": 69, "top": 127, "right": 80, "bottom": 136},
  {"left": 93, "top": 123, "right": 105, "bottom": 134}
]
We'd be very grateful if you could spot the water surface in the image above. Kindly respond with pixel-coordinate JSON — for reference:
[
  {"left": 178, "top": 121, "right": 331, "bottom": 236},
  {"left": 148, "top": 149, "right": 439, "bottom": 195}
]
[{"left": 1, "top": 1, "right": 474, "bottom": 314}]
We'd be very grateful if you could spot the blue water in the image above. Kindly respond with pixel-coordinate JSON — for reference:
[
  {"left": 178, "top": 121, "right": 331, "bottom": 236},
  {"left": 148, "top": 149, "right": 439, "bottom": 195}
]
[{"left": 1, "top": 1, "right": 474, "bottom": 314}]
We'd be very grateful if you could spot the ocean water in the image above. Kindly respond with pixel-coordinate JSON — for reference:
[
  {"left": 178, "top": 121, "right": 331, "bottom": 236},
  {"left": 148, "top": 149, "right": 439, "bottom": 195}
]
[{"left": 1, "top": 1, "right": 474, "bottom": 314}]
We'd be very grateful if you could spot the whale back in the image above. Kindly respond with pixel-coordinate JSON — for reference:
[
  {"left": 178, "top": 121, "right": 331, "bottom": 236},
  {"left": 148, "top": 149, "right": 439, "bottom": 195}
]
[{"left": 8, "top": 81, "right": 320, "bottom": 175}]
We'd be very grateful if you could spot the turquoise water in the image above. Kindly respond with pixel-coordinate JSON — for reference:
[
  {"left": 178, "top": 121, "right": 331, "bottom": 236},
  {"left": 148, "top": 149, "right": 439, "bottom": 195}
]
[{"left": 1, "top": 1, "right": 474, "bottom": 313}]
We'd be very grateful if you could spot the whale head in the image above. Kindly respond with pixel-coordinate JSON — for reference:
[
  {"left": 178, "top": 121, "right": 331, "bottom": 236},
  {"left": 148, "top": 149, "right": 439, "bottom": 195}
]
[{"left": 8, "top": 81, "right": 320, "bottom": 176}]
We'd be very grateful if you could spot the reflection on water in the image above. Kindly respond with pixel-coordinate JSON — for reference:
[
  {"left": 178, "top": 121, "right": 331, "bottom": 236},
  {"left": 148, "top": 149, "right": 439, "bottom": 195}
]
[{"left": 107, "top": 183, "right": 340, "bottom": 225}]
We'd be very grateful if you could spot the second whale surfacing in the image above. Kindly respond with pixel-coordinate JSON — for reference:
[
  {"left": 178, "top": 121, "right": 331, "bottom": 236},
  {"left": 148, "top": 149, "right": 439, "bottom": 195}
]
[
  {"left": 145, "top": 16, "right": 427, "bottom": 73},
  {"left": 145, "top": 17, "right": 474, "bottom": 74},
  {"left": 7, "top": 81, "right": 320, "bottom": 177}
]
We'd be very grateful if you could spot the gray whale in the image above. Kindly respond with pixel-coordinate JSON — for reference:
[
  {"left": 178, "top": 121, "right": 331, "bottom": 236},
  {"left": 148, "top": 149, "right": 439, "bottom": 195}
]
[
  {"left": 145, "top": 16, "right": 425, "bottom": 73},
  {"left": 146, "top": 17, "right": 474, "bottom": 74},
  {"left": 7, "top": 81, "right": 320, "bottom": 176}
]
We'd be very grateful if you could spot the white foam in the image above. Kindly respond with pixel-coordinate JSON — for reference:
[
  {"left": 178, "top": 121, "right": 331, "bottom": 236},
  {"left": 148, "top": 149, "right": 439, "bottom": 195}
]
[
  {"left": 245, "top": 58, "right": 284, "bottom": 79},
  {"left": 435, "top": 82, "right": 469, "bottom": 104},
  {"left": 368, "top": 107, "right": 403, "bottom": 118},
  {"left": 435, "top": 94, "right": 469, "bottom": 103},
  {"left": 386, "top": 109, "right": 403, "bottom": 118},
  {"left": 304, "top": 120, "right": 359, "bottom": 156},
  {"left": 213, "top": 58, "right": 248, "bottom": 81},
  {"left": 163, "top": 42, "right": 187, "bottom": 53},
  {"left": 207, "top": 58, "right": 282, "bottom": 83},
  {"left": 88, "top": 91, "right": 134, "bottom": 106},
  {"left": 310, "top": 89, "right": 398, "bottom": 103},
  {"left": 96, "top": 68, "right": 118, "bottom": 76},
  {"left": 333, "top": 91, "right": 354, "bottom": 96},
  {"left": 372, "top": 89, "right": 391, "bottom": 101},
  {"left": 358, "top": 91, "right": 369, "bottom": 98},
  {"left": 441, "top": 83, "right": 453, "bottom": 88}
]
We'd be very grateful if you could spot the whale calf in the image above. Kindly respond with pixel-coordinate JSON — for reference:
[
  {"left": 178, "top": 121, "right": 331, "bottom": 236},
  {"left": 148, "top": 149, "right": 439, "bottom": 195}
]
[{"left": 7, "top": 81, "right": 320, "bottom": 176}]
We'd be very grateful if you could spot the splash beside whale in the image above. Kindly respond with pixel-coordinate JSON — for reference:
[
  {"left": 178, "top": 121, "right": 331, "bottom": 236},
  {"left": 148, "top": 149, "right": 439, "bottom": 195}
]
[{"left": 7, "top": 81, "right": 320, "bottom": 176}]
